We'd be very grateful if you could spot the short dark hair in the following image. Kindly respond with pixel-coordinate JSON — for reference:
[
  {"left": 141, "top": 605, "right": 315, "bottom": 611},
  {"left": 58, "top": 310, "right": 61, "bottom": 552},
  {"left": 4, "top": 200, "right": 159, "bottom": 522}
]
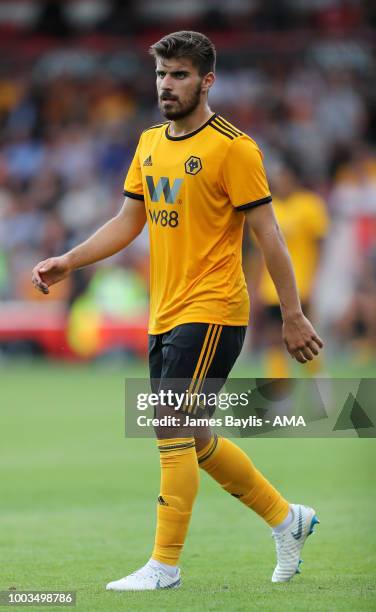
[{"left": 149, "top": 31, "right": 216, "bottom": 76}]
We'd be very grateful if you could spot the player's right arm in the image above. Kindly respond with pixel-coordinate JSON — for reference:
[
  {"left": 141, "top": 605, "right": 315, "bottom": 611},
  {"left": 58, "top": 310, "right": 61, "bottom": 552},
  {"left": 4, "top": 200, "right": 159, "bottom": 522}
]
[{"left": 32, "top": 197, "right": 146, "bottom": 294}]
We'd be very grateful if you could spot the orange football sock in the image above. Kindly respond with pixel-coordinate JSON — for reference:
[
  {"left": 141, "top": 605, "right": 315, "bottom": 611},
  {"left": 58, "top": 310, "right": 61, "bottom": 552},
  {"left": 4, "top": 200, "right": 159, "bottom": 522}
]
[
  {"left": 152, "top": 438, "right": 199, "bottom": 566},
  {"left": 197, "top": 435, "right": 289, "bottom": 527}
]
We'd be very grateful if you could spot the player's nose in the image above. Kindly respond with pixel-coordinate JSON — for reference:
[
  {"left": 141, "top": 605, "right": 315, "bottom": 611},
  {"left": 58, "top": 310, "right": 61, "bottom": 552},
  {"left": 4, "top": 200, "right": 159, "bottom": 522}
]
[{"left": 160, "top": 73, "right": 174, "bottom": 89}]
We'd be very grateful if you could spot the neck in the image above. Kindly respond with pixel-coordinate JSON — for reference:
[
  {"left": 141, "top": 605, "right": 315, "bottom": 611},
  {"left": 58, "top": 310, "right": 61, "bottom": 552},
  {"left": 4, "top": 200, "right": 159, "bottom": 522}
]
[{"left": 168, "top": 104, "right": 213, "bottom": 137}]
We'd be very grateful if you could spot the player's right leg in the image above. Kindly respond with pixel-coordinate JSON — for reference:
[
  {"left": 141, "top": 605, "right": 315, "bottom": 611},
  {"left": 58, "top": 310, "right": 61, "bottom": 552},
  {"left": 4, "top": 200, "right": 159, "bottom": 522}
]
[
  {"left": 106, "top": 402, "right": 197, "bottom": 591},
  {"left": 107, "top": 324, "right": 219, "bottom": 591}
]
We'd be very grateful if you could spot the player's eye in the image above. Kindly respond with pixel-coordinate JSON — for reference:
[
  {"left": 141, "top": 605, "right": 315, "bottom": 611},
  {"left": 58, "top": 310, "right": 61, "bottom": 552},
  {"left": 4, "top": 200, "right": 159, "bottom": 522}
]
[
  {"left": 156, "top": 71, "right": 166, "bottom": 78},
  {"left": 174, "top": 72, "right": 187, "bottom": 79}
]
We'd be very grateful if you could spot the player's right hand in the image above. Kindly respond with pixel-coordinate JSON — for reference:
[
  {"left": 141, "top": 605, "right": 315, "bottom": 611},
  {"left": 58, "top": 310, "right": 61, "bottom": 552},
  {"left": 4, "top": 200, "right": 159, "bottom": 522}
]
[{"left": 31, "top": 256, "right": 71, "bottom": 295}]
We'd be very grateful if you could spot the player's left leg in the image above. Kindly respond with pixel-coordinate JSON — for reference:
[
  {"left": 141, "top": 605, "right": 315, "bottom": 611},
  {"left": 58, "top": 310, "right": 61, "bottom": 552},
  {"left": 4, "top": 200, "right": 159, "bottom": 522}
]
[
  {"left": 193, "top": 325, "right": 320, "bottom": 582},
  {"left": 196, "top": 435, "right": 289, "bottom": 525},
  {"left": 196, "top": 435, "right": 319, "bottom": 581}
]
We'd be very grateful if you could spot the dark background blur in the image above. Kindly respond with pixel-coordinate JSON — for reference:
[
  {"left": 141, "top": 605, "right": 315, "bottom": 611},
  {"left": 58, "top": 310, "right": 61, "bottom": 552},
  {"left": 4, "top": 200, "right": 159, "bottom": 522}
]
[{"left": 0, "top": 0, "right": 375, "bottom": 369}]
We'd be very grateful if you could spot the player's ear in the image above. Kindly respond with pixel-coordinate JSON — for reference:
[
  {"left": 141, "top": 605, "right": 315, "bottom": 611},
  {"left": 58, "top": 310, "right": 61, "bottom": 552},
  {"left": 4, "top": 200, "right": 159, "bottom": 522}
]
[{"left": 201, "top": 72, "right": 215, "bottom": 93}]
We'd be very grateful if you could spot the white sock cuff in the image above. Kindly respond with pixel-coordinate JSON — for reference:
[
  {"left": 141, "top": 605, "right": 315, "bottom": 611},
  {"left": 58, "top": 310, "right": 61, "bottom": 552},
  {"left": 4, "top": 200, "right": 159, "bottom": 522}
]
[
  {"left": 148, "top": 558, "right": 178, "bottom": 578},
  {"left": 272, "top": 507, "right": 293, "bottom": 533}
]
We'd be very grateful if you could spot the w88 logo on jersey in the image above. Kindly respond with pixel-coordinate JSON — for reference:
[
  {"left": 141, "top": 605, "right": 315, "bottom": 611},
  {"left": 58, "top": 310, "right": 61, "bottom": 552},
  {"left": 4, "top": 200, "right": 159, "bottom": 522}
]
[{"left": 149, "top": 208, "right": 179, "bottom": 227}]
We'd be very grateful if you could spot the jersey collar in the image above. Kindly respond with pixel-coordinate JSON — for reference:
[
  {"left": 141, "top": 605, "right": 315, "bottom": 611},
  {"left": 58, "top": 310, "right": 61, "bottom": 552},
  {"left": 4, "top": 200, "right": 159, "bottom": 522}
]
[{"left": 165, "top": 112, "right": 217, "bottom": 141}]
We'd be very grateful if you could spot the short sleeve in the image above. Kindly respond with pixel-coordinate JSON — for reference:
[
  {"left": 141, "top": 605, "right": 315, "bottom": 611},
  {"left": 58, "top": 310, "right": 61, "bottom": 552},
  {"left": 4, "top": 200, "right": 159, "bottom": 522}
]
[
  {"left": 123, "top": 137, "right": 144, "bottom": 201},
  {"left": 220, "top": 136, "right": 272, "bottom": 211}
]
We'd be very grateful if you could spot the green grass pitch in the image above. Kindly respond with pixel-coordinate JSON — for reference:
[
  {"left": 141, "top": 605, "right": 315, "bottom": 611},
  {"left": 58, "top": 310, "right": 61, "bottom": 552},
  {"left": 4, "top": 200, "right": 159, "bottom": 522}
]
[{"left": 1, "top": 361, "right": 375, "bottom": 611}]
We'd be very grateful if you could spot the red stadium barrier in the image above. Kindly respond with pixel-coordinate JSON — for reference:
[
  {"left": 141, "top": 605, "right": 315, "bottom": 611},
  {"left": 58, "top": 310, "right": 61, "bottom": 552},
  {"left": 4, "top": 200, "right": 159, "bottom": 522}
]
[{"left": 0, "top": 302, "right": 148, "bottom": 360}]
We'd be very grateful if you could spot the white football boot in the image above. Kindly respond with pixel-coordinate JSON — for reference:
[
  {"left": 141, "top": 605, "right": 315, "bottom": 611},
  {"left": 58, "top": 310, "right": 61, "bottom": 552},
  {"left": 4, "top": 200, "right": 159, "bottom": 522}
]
[
  {"left": 272, "top": 503, "right": 320, "bottom": 583},
  {"left": 106, "top": 563, "right": 181, "bottom": 591}
]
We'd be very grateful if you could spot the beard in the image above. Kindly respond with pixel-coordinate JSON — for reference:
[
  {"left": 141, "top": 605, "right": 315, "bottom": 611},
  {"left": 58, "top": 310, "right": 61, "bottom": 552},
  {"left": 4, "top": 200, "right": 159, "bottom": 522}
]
[{"left": 158, "top": 82, "right": 202, "bottom": 120}]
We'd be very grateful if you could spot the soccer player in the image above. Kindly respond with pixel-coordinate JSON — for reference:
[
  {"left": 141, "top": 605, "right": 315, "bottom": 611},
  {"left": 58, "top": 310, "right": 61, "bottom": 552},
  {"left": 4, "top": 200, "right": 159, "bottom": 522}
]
[
  {"left": 32, "top": 31, "right": 323, "bottom": 591},
  {"left": 256, "top": 160, "right": 329, "bottom": 377}
]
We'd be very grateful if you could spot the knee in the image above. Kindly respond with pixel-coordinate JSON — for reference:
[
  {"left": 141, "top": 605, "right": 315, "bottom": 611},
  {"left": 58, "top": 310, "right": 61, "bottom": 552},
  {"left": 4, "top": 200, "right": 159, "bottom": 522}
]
[
  {"left": 194, "top": 434, "right": 213, "bottom": 452},
  {"left": 154, "top": 404, "right": 194, "bottom": 439}
]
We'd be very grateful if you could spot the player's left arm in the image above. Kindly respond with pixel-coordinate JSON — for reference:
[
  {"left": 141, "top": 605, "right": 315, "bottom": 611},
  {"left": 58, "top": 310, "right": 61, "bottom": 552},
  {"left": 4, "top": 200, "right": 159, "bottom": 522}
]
[{"left": 246, "top": 204, "right": 324, "bottom": 363}]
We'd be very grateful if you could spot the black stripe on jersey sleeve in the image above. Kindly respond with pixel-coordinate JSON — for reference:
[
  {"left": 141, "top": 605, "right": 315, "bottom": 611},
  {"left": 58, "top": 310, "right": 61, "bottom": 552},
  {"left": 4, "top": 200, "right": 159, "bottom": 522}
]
[
  {"left": 123, "top": 190, "right": 144, "bottom": 200},
  {"left": 209, "top": 122, "right": 234, "bottom": 140},
  {"left": 214, "top": 116, "right": 242, "bottom": 137},
  {"left": 212, "top": 118, "right": 239, "bottom": 139},
  {"left": 217, "top": 115, "right": 243, "bottom": 136},
  {"left": 143, "top": 122, "right": 169, "bottom": 132},
  {"left": 235, "top": 195, "right": 272, "bottom": 211}
]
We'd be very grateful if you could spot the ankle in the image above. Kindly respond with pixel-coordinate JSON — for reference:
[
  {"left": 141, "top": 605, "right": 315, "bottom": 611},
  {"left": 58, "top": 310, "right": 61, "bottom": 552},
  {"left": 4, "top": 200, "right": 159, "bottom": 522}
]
[
  {"left": 272, "top": 507, "right": 293, "bottom": 533},
  {"left": 148, "top": 558, "right": 178, "bottom": 577}
]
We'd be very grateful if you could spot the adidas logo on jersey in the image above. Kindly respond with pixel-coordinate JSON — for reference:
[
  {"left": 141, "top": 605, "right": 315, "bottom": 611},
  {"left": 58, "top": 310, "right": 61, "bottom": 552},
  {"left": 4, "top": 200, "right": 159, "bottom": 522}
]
[{"left": 143, "top": 155, "right": 153, "bottom": 166}]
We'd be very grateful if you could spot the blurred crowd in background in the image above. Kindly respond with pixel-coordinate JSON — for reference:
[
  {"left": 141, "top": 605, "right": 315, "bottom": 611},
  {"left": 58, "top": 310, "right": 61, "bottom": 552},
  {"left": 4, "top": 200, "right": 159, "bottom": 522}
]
[{"left": 0, "top": 0, "right": 375, "bottom": 363}]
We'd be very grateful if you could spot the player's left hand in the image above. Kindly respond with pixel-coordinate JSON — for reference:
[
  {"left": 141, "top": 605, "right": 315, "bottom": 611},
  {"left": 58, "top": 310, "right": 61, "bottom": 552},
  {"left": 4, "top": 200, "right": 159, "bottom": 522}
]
[{"left": 282, "top": 313, "right": 323, "bottom": 364}]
